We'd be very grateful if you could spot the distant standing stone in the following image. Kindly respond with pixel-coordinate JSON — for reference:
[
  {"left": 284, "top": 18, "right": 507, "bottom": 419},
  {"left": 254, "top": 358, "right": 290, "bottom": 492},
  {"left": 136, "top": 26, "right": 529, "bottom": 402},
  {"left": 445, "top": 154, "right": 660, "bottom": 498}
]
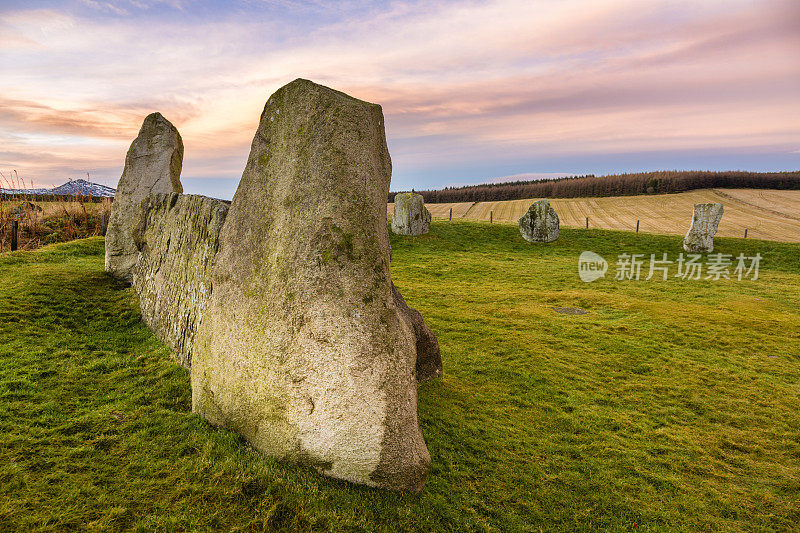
[
  {"left": 683, "top": 203, "right": 723, "bottom": 253},
  {"left": 392, "top": 192, "right": 431, "bottom": 236},
  {"left": 105, "top": 113, "right": 183, "bottom": 282},
  {"left": 518, "top": 199, "right": 559, "bottom": 243}
]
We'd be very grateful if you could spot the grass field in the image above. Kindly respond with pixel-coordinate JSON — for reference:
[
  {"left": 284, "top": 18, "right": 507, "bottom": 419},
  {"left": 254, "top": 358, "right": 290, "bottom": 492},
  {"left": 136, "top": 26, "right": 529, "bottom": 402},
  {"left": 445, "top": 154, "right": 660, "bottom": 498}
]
[
  {"left": 388, "top": 188, "right": 800, "bottom": 242},
  {"left": 2, "top": 225, "right": 800, "bottom": 531}
]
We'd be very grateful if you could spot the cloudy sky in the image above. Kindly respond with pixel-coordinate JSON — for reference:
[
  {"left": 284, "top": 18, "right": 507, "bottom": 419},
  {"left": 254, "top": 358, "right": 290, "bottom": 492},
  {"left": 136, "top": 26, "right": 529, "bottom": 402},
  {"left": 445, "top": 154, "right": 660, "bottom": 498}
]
[{"left": 1, "top": 0, "right": 798, "bottom": 198}]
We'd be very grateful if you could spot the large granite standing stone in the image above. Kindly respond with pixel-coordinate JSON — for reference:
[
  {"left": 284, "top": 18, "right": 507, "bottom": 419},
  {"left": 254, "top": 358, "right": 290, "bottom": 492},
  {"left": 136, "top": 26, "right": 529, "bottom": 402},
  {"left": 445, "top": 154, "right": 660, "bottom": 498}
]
[
  {"left": 131, "top": 193, "right": 229, "bottom": 368},
  {"left": 391, "top": 193, "right": 431, "bottom": 235},
  {"left": 105, "top": 113, "right": 183, "bottom": 282},
  {"left": 518, "top": 199, "right": 559, "bottom": 243},
  {"left": 191, "top": 79, "right": 431, "bottom": 492},
  {"left": 684, "top": 203, "right": 723, "bottom": 253}
]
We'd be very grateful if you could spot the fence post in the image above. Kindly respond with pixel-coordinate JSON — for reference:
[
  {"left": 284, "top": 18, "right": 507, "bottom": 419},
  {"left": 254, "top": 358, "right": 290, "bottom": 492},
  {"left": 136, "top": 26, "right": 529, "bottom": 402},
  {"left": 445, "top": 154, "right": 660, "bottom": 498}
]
[
  {"left": 636, "top": 220, "right": 640, "bottom": 233},
  {"left": 449, "top": 208, "right": 452, "bottom": 221},
  {"left": 101, "top": 213, "right": 109, "bottom": 236},
  {"left": 585, "top": 217, "right": 589, "bottom": 229},
  {"left": 744, "top": 228, "right": 748, "bottom": 239},
  {"left": 11, "top": 220, "right": 18, "bottom": 251},
  {"left": 490, "top": 211, "right": 493, "bottom": 224}
]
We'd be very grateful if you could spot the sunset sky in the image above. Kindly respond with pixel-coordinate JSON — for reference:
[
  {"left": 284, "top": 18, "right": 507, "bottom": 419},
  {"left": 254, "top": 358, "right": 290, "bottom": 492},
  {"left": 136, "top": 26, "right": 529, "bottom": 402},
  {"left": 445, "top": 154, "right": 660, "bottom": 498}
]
[{"left": 1, "top": 0, "right": 798, "bottom": 198}]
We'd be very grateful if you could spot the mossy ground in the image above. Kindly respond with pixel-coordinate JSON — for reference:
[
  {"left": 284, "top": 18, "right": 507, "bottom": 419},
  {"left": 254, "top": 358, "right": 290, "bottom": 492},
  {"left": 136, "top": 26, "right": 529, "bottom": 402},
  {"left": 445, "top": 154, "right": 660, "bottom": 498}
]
[{"left": 1, "top": 224, "right": 799, "bottom": 531}]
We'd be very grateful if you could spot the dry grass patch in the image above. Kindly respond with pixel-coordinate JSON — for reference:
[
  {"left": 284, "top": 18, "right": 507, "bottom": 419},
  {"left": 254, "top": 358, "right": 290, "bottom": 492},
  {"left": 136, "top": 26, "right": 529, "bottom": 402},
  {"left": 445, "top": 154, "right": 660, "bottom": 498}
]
[{"left": 1, "top": 173, "right": 111, "bottom": 252}]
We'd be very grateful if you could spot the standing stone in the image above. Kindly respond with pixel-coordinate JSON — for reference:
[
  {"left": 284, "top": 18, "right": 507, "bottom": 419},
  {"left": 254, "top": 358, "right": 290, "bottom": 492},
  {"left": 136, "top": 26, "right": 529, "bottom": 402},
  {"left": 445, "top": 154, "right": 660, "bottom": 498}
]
[
  {"left": 391, "top": 193, "right": 431, "bottom": 236},
  {"left": 518, "top": 199, "right": 559, "bottom": 243},
  {"left": 105, "top": 113, "right": 183, "bottom": 282},
  {"left": 131, "top": 193, "right": 229, "bottom": 368},
  {"left": 683, "top": 203, "right": 723, "bottom": 253},
  {"left": 191, "top": 79, "right": 431, "bottom": 492}
]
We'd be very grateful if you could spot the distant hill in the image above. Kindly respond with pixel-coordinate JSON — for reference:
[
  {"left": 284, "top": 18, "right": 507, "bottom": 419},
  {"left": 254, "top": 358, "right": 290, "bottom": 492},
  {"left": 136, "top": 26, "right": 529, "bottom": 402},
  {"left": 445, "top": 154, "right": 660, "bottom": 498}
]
[
  {"left": 391, "top": 170, "right": 800, "bottom": 203},
  {"left": 0, "top": 179, "right": 116, "bottom": 198}
]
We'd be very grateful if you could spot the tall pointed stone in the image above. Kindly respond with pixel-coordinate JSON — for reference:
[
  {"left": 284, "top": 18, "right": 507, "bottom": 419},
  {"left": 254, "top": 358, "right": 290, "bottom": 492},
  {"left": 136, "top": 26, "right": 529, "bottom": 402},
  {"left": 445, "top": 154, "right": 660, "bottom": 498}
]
[
  {"left": 105, "top": 113, "right": 183, "bottom": 281},
  {"left": 191, "top": 79, "right": 431, "bottom": 492},
  {"left": 684, "top": 203, "right": 723, "bottom": 253}
]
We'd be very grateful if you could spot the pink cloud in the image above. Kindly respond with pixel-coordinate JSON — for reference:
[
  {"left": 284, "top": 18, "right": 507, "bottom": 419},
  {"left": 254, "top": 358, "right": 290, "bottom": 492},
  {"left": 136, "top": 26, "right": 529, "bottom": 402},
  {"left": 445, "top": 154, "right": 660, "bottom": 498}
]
[{"left": 0, "top": 0, "right": 797, "bottom": 189}]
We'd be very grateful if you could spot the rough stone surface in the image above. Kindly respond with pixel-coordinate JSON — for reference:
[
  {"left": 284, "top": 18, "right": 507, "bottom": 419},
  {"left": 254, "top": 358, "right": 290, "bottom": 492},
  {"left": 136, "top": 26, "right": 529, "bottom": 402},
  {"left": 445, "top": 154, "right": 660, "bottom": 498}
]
[
  {"left": 518, "top": 199, "right": 559, "bottom": 243},
  {"left": 105, "top": 113, "right": 183, "bottom": 281},
  {"left": 391, "top": 193, "right": 431, "bottom": 236},
  {"left": 131, "top": 193, "right": 229, "bottom": 368},
  {"left": 392, "top": 283, "right": 443, "bottom": 383},
  {"left": 683, "top": 203, "right": 723, "bottom": 253},
  {"left": 191, "top": 79, "right": 431, "bottom": 492}
]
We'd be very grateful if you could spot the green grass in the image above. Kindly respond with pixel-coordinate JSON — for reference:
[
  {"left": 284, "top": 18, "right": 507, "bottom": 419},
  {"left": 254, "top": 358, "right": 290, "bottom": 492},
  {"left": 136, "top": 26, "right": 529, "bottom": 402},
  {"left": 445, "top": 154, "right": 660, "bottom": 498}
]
[{"left": 1, "top": 224, "right": 799, "bottom": 532}]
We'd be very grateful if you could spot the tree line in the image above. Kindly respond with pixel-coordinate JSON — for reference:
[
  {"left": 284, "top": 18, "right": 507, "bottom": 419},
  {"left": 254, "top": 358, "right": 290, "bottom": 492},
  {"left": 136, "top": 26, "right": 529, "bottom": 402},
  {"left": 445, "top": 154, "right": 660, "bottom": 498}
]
[{"left": 390, "top": 170, "right": 800, "bottom": 203}]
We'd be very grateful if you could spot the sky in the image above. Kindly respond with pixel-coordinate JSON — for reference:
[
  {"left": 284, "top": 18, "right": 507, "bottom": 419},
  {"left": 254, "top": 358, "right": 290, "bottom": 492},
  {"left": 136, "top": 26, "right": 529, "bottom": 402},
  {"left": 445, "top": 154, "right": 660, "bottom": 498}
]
[{"left": 1, "top": 0, "right": 798, "bottom": 199}]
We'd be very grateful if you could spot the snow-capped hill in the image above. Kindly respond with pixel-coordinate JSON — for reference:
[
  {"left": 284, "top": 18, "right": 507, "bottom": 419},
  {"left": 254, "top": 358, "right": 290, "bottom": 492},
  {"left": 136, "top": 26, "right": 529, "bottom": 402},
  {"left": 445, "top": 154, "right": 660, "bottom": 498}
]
[
  {"left": 50, "top": 179, "right": 116, "bottom": 197},
  {"left": 0, "top": 179, "right": 116, "bottom": 198}
]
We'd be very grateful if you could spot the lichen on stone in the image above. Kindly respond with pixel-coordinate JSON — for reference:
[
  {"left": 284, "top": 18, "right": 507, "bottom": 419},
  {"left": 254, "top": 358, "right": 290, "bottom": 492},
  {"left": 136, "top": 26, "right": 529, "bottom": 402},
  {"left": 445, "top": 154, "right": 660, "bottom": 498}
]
[
  {"left": 131, "top": 193, "right": 229, "bottom": 368},
  {"left": 518, "top": 199, "right": 560, "bottom": 243},
  {"left": 391, "top": 193, "right": 431, "bottom": 236},
  {"left": 683, "top": 203, "right": 723, "bottom": 253}
]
